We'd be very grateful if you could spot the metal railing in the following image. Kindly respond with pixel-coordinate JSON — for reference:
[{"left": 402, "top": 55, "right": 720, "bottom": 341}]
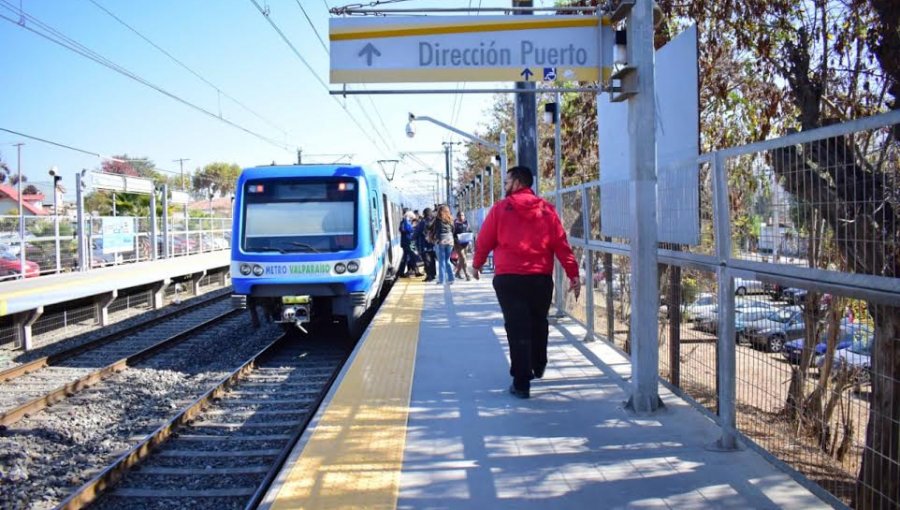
[
  {"left": 470, "top": 110, "right": 899, "bottom": 509},
  {"left": 0, "top": 215, "right": 232, "bottom": 282}
]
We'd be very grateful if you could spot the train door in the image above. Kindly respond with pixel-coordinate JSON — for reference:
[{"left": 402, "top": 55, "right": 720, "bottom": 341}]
[{"left": 382, "top": 194, "right": 395, "bottom": 266}]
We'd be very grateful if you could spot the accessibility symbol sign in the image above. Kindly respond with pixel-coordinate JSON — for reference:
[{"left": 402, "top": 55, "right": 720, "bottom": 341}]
[{"left": 543, "top": 68, "right": 557, "bottom": 81}]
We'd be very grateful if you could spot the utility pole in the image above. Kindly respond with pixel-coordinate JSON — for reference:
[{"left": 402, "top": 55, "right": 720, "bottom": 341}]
[
  {"left": 513, "top": 0, "right": 539, "bottom": 190},
  {"left": 14, "top": 143, "right": 25, "bottom": 279},
  {"left": 297, "top": 149, "right": 302, "bottom": 165},
  {"left": 173, "top": 158, "right": 190, "bottom": 191}
]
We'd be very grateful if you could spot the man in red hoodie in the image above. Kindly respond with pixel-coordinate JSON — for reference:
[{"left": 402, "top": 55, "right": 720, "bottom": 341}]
[{"left": 472, "top": 166, "right": 580, "bottom": 399}]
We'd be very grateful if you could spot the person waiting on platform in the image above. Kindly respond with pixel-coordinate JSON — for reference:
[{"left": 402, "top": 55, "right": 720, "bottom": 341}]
[
  {"left": 431, "top": 204, "right": 456, "bottom": 285},
  {"left": 415, "top": 207, "right": 436, "bottom": 282},
  {"left": 453, "top": 211, "right": 472, "bottom": 281},
  {"left": 472, "top": 166, "right": 580, "bottom": 399},
  {"left": 398, "top": 210, "right": 421, "bottom": 278}
]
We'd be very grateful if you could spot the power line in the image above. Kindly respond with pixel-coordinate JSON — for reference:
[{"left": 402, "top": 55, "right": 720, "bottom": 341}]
[
  {"left": 0, "top": 127, "right": 182, "bottom": 175},
  {"left": 295, "top": 0, "right": 398, "bottom": 154},
  {"left": 0, "top": 1, "right": 293, "bottom": 153},
  {"left": 248, "top": 0, "right": 389, "bottom": 156},
  {"left": 86, "top": 0, "right": 290, "bottom": 139}
]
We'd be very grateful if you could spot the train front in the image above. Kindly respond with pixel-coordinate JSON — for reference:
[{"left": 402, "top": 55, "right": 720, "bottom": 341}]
[{"left": 230, "top": 165, "right": 375, "bottom": 334}]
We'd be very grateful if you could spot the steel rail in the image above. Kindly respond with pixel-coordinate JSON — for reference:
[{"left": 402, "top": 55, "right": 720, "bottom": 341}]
[
  {"left": 56, "top": 333, "right": 290, "bottom": 510},
  {"left": 244, "top": 344, "right": 348, "bottom": 510},
  {"left": 0, "top": 293, "right": 230, "bottom": 384},
  {"left": 0, "top": 308, "right": 241, "bottom": 428}
]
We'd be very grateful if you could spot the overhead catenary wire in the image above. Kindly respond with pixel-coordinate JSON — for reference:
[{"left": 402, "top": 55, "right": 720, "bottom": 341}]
[
  {"left": 0, "top": 1, "right": 294, "bottom": 153},
  {"left": 0, "top": 127, "right": 183, "bottom": 176},
  {"left": 248, "top": 0, "right": 388, "bottom": 156},
  {"left": 86, "top": 0, "right": 291, "bottom": 139},
  {"left": 296, "top": 0, "right": 398, "bottom": 155}
]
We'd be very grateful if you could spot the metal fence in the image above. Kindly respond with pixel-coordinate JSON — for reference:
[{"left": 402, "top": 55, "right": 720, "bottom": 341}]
[
  {"left": 470, "top": 110, "right": 898, "bottom": 509},
  {"left": 0, "top": 215, "right": 232, "bottom": 282}
]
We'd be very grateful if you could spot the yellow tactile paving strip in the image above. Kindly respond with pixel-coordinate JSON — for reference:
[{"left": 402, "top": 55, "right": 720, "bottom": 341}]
[{"left": 271, "top": 279, "right": 423, "bottom": 510}]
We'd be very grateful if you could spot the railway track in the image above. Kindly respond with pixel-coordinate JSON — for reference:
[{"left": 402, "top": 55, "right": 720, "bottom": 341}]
[
  {"left": 61, "top": 333, "right": 349, "bottom": 510},
  {"left": 0, "top": 295, "right": 235, "bottom": 427},
  {"left": 0, "top": 306, "right": 289, "bottom": 509}
]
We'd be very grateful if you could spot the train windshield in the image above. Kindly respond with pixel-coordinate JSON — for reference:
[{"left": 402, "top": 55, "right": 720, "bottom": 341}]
[{"left": 242, "top": 178, "right": 357, "bottom": 253}]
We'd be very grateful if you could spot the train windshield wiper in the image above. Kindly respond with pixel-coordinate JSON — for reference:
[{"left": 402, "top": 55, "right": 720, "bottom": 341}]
[
  {"left": 287, "top": 242, "right": 321, "bottom": 253},
  {"left": 256, "top": 246, "right": 287, "bottom": 254}
]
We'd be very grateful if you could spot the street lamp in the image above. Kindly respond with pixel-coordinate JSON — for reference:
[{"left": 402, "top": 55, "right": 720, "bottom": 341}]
[
  {"left": 485, "top": 165, "right": 495, "bottom": 208},
  {"left": 48, "top": 167, "right": 62, "bottom": 273},
  {"left": 406, "top": 112, "right": 508, "bottom": 206},
  {"left": 476, "top": 174, "right": 484, "bottom": 210},
  {"left": 545, "top": 95, "right": 565, "bottom": 317}
]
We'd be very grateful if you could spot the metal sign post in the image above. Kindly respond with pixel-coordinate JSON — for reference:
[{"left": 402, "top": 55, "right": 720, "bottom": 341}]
[{"left": 622, "top": 0, "right": 662, "bottom": 413}]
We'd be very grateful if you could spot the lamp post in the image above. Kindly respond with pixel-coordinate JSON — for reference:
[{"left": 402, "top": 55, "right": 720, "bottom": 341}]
[
  {"left": 75, "top": 169, "right": 87, "bottom": 272},
  {"left": 48, "top": 167, "right": 62, "bottom": 273},
  {"left": 544, "top": 94, "right": 565, "bottom": 316},
  {"left": 485, "top": 165, "right": 495, "bottom": 209},
  {"left": 407, "top": 112, "right": 508, "bottom": 206},
  {"left": 476, "top": 174, "right": 484, "bottom": 210}
]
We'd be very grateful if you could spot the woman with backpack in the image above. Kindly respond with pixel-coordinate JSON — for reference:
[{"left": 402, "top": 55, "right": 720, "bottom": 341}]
[
  {"left": 431, "top": 204, "right": 456, "bottom": 284},
  {"left": 452, "top": 211, "right": 472, "bottom": 280}
]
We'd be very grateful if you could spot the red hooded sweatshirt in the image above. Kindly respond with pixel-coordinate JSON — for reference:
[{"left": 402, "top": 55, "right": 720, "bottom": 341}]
[{"left": 473, "top": 187, "right": 579, "bottom": 279}]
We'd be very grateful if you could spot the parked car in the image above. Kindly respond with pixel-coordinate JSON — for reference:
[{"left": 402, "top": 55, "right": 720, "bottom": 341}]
[
  {"left": 784, "top": 321, "right": 872, "bottom": 364},
  {"left": 781, "top": 287, "right": 832, "bottom": 308},
  {"left": 91, "top": 239, "right": 125, "bottom": 268},
  {"left": 817, "top": 330, "right": 874, "bottom": 382},
  {"left": 683, "top": 293, "right": 716, "bottom": 322},
  {"left": 733, "top": 277, "right": 766, "bottom": 296},
  {"left": 200, "top": 233, "right": 229, "bottom": 251},
  {"left": 0, "top": 249, "right": 40, "bottom": 278},
  {"left": 695, "top": 298, "right": 776, "bottom": 333},
  {"left": 734, "top": 309, "right": 778, "bottom": 342},
  {"left": 743, "top": 309, "right": 806, "bottom": 352}
]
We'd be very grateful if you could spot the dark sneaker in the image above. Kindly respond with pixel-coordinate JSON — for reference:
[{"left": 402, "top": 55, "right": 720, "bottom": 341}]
[
  {"left": 508, "top": 384, "right": 530, "bottom": 399},
  {"left": 532, "top": 366, "right": 545, "bottom": 379}
]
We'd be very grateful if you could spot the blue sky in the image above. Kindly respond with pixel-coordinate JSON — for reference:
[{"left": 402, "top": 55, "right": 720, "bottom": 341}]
[{"left": 0, "top": 0, "right": 558, "bottom": 206}]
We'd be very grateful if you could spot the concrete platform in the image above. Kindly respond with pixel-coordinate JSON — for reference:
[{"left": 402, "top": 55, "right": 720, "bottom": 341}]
[
  {"left": 0, "top": 251, "right": 229, "bottom": 317},
  {"left": 263, "top": 276, "right": 832, "bottom": 509}
]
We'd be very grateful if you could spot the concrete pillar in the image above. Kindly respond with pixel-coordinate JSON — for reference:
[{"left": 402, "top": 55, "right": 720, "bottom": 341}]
[
  {"left": 95, "top": 290, "right": 118, "bottom": 327},
  {"left": 15, "top": 306, "right": 44, "bottom": 351},
  {"left": 191, "top": 271, "right": 206, "bottom": 296},
  {"left": 150, "top": 279, "right": 171, "bottom": 310}
]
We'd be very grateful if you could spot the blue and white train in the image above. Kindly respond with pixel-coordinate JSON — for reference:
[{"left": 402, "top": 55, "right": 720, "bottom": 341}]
[{"left": 230, "top": 164, "right": 405, "bottom": 336}]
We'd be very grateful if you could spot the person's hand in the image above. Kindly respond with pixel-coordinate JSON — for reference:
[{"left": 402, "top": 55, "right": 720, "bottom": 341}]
[
  {"left": 569, "top": 277, "right": 581, "bottom": 301},
  {"left": 472, "top": 267, "right": 481, "bottom": 280}
]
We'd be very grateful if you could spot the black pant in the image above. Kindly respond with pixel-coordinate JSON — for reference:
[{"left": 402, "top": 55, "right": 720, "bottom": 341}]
[
  {"left": 492, "top": 274, "right": 553, "bottom": 391},
  {"left": 398, "top": 243, "right": 414, "bottom": 275},
  {"left": 422, "top": 250, "right": 436, "bottom": 279}
]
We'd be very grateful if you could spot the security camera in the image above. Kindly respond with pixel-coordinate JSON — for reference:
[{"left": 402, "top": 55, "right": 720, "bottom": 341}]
[
  {"left": 405, "top": 122, "right": 416, "bottom": 138},
  {"left": 48, "top": 166, "right": 58, "bottom": 177}
]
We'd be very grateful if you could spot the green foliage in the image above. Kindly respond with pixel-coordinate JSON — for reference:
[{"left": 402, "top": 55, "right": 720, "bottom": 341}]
[{"left": 192, "top": 162, "right": 241, "bottom": 199}]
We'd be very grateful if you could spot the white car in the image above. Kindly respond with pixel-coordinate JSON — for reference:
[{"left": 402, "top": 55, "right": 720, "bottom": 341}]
[
  {"left": 733, "top": 277, "right": 766, "bottom": 296},
  {"left": 684, "top": 293, "right": 716, "bottom": 322}
]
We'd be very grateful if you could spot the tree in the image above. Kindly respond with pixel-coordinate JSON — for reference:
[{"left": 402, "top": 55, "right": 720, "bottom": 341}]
[
  {"left": 650, "top": 2, "right": 897, "bottom": 506},
  {"left": 191, "top": 162, "right": 241, "bottom": 200}
]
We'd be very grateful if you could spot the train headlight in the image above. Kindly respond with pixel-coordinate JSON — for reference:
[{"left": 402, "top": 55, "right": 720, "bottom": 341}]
[
  {"left": 252, "top": 264, "right": 264, "bottom": 276},
  {"left": 239, "top": 263, "right": 252, "bottom": 276},
  {"left": 334, "top": 262, "right": 347, "bottom": 274},
  {"left": 347, "top": 260, "right": 359, "bottom": 273}
]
